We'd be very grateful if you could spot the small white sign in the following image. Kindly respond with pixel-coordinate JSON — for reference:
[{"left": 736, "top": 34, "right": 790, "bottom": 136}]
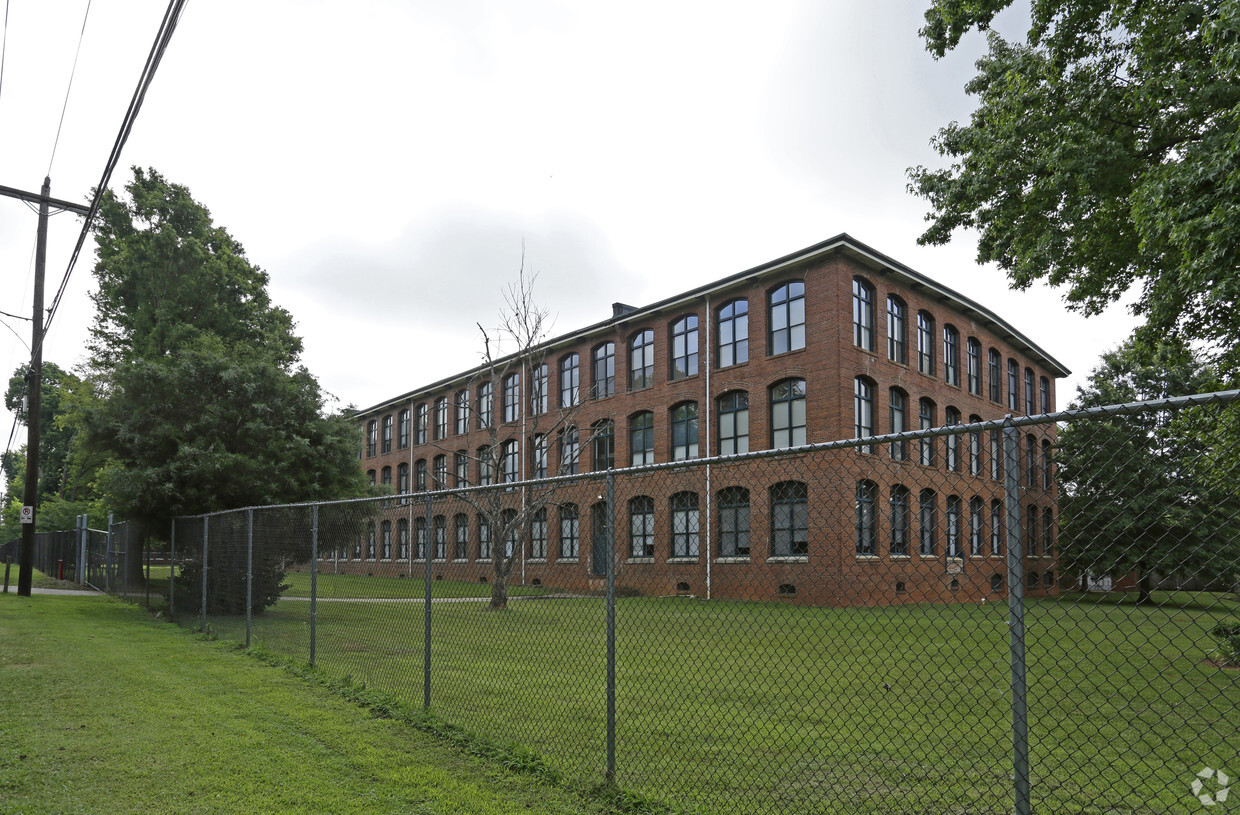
[{"left": 19, "top": 505, "right": 34, "bottom": 524}]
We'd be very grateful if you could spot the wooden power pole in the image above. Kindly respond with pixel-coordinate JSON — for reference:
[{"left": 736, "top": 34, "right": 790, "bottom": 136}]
[{"left": 0, "top": 178, "right": 89, "bottom": 596}]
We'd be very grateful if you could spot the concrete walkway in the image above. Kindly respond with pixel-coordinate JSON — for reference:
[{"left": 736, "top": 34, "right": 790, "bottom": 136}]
[{"left": 3, "top": 586, "right": 103, "bottom": 596}]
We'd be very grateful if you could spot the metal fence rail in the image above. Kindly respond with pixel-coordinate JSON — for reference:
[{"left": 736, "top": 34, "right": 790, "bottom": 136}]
[{"left": 58, "top": 391, "right": 1240, "bottom": 812}]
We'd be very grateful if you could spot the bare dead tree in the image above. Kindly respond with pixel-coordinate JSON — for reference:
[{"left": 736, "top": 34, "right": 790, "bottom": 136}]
[{"left": 432, "top": 256, "right": 601, "bottom": 609}]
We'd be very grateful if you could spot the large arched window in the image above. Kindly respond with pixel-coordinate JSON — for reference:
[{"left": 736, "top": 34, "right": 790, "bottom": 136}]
[
  {"left": 969, "top": 496, "right": 985, "bottom": 556},
  {"left": 670, "top": 315, "right": 699, "bottom": 380},
  {"left": 717, "top": 299, "right": 748, "bottom": 368},
  {"left": 855, "top": 480, "right": 877, "bottom": 555},
  {"left": 366, "top": 420, "right": 377, "bottom": 457},
  {"left": 944, "top": 407, "right": 961, "bottom": 471},
  {"left": 988, "top": 349, "right": 1002, "bottom": 402},
  {"left": 630, "top": 412, "right": 654, "bottom": 466},
  {"left": 454, "top": 514, "right": 469, "bottom": 560},
  {"left": 591, "top": 343, "right": 614, "bottom": 398},
  {"left": 455, "top": 389, "right": 469, "bottom": 434},
  {"left": 670, "top": 402, "right": 699, "bottom": 460},
  {"left": 502, "top": 373, "right": 521, "bottom": 423},
  {"left": 770, "top": 379, "right": 807, "bottom": 449},
  {"left": 717, "top": 391, "right": 749, "bottom": 456},
  {"left": 476, "top": 383, "right": 493, "bottom": 429},
  {"left": 919, "top": 489, "right": 936, "bottom": 556},
  {"left": 919, "top": 398, "right": 936, "bottom": 467},
  {"left": 398, "top": 408, "right": 411, "bottom": 448},
  {"left": 592, "top": 419, "right": 614, "bottom": 471},
  {"left": 943, "top": 325, "right": 960, "bottom": 386},
  {"left": 560, "top": 504, "right": 580, "bottom": 559},
  {"left": 771, "top": 481, "right": 809, "bottom": 557},
  {"left": 768, "top": 281, "right": 805, "bottom": 355},
  {"left": 670, "top": 492, "right": 700, "bottom": 558},
  {"left": 967, "top": 338, "right": 982, "bottom": 395},
  {"left": 852, "top": 277, "right": 875, "bottom": 352},
  {"left": 629, "top": 330, "right": 655, "bottom": 390},
  {"left": 854, "top": 377, "right": 875, "bottom": 454},
  {"left": 718, "top": 487, "right": 750, "bottom": 558},
  {"left": 434, "top": 397, "right": 448, "bottom": 440},
  {"left": 416, "top": 402, "right": 428, "bottom": 443},
  {"left": 629, "top": 496, "right": 655, "bottom": 558},
  {"left": 887, "top": 295, "right": 907, "bottom": 364},
  {"left": 946, "top": 495, "right": 962, "bottom": 558},
  {"left": 889, "top": 388, "right": 907, "bottom": 461},
  {"left": 561, "top": 353, "right": 580, "bottom": 407},
  {"left": 382, "top": 415, "right": 393, "bottom": 453},
  {"left": 529, "top": 509, "right": 547, "bottom": 560},
  {"left": 890, "top": 485, "right": 910, "bottom": 556},
  {"left": 917, "top": 311, "right": 935, "bottom": 375},
  {"left": 530, "top": 364, "right": 548, "bottom": 416}
]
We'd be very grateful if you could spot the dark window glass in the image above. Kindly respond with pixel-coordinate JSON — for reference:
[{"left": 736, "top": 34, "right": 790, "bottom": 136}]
[
  {"left": 853, "top": 278, "right": 875, "bottom": 352},
  {"left": 503, "top": 373, "right": 521, "bottom": 423},
  {"left": 592, "top": 344, "right": 614, "bottom": 398},
  {"left": 717, "top": 391, "right": 749, "bottom": 456},
  {"left": 887, "top": 296, "right": 907, "bottom": 364},
  {"left": 717, "top": 299, "right": 749, "bottom": 367},
  {"left": 382, "top": 415, "right": 393, "bottom": 453},
  {"left": 943, "top": 325, "right": 960, "bottom": 386},
  {"left": 855, "top": 480, "right": 877, "bottom": 555},
  {"left": 592, "top": 420, "right": 615, "bottom": 471},
  {"left": 629, "top": 496, "right": 654, "bottom": 558},
  {"left": 917, "top": 311, "right": 935, "bottom": 375},
  {"left": 560, "top": 504, "right": 580, "bottom": 559},
  {"left": 854, "top": 378, "right": 874, "bottom": 454},
  {"left": 770, "top": 379, "right": 807, "bottom": 448},
  {"left": 967, "top": 338, "right": 981, "bottom": 395},
  {"left": 769, "top": 281, "right": 806, "bottom": 355},
  {"left": 988, "top": 349, "right": 1002, "bottom": 403},
  {"left": 630, "top": 412, "right": 654, "bottom": 466},
  {"left": 629, "top": 330, "right": 655, "bottom": 390},
  {"left": 670, "top": 316, "right": 699, "bottom": 380},
  {"left": 771, "top": 481, "right": 809, "bottom": 556},
  {"left": 670, "top": 492, "right": 700, "bottom": 558},
  {"left": 919, "top": 398, "right": 936, "bottom": 466},
  {"left": 561, "top": 353, "right": 580, "bottom": 407},
  {"left": 919, "top": 489, "right": 936, "bottom": 556},
  {"left": 890, "top": 485, "right": 909, "bottom": 556},
  {"left": 416, "top": 403, "right": 428, "bottom": 444},
  {"left": 671, "top": 402, "right": 699, "bottom": 460},
  {"left": 718, "top": 487, "right": 750, "bottom": 558}
]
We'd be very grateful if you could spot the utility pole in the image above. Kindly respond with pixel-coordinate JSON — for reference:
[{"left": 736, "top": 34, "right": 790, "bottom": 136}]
[{"left": 0, "top": 179, "right": 89, "bottom": 596}]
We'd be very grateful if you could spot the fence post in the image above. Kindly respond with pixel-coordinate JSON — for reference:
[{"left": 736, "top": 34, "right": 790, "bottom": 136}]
[
  {"left": 169, "top": 520, "right": 176, "bottom": 622},
  {"left": 77, "top": 514, "right": 86, "bottom": 586},
  {"left": 310, "top": 504, "right": 318, "bottom": 667},
  {"left": 145, "top": 531, "right": 151, "bottom": 609},
  {"left": 201, "top": 516, "right": 209, "bottom": 633},
  {"left": 107, "top": 512, "right": 116, "bottom": 595},
  {"left": 423, "top": 492, "right": 433, "bottom": 711},
  {"left": 246, "top": 508, "right": 254, "bottom": 648},
  {"left": 605, "top": 472, "right": 617, "bottom": 785},
  {"left": 1003, "top": 419, "right": 1031, "bottom": 815}
]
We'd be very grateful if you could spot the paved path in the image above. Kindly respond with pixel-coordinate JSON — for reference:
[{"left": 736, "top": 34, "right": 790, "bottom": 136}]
[{"left": 8, "top": 586, "right": 103, "bottom": 596}]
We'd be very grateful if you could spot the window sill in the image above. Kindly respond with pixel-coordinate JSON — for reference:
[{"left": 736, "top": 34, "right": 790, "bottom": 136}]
[
  {"left": 714, "top": 557, "right": 750, "bottom": 564},
  {"left": 627, "top": 557, "right": 655, "bottom": 564},
  {"left": 666, "top": 557, "right": 699, "bottom": 564},
  {"left": 558, "top": 558, "right": 579, "bottom": 563},
  {"left": 855, "top": 554, "right": 879, "bottom": 560},
  {"left": 766, "top": 556, "right": 809, "bottom": 564},
  {"left": 527, "top": 558, "right": 547, "bottom": 564}
]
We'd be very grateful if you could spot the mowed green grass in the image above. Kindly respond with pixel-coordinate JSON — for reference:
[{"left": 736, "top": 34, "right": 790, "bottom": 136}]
[
  {"left": 0, "top": 593, "right": 619, "bottom": 815},
  {"left": 207, "top": 589, "right": 1240, "bottom": 815},
  {"left": 282, "top": 570, "right": 552, "bottom": 600}
]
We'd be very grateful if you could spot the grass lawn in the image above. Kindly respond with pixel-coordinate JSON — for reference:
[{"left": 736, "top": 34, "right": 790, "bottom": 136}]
[
  {"left": 282, "top": 570, "right": 552, "bottom": 600},
  {"left": 0, "top": 593, "right": 628, "bottom": 815},
  {"left": 195, "top": 589, "right": 1240, "bottom": 815}
]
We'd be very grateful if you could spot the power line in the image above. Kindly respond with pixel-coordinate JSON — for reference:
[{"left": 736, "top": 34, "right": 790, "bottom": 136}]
[
  {"left": 47, "top": 0, "right": 95, "bottom": 176},
  {"left": 39, "top": 0, "right": 189, "bottom": 355},
  {"left": 0, "top": 0, "right": 9, "bottom": 107}
]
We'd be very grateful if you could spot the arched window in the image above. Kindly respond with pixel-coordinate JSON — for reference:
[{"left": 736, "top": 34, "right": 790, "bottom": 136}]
[
  {"left": 476, "top": 447, "right": 493, "bottom": 486},
  {"left": 889, "top": 388, "right": 907, "bottom": 461},
  {"left": 1042, "top": 507, "right": 1054, "bottom": 557},
  {"left": 397, "top": 409, "right": 412, "bottom": 451},
  {"left": 382, "top": 415, "right": 393, "bottom": 453},
  {"left": 381, "top": 466, "right": 392, "bottom": 488},
  {"left": 990, "top": 499, "right": 1003, "bottom": 556},
  {"left": 1025, "top": 368, "right": 1035, "bottom": 414},
  {"left": 433, "top": 454, "right": 447, "bottom": 490},
  {"left": 530, "top": 364, "right": 548, "bottom": 415},
  {"left": 969, "top": 414, "right": 983, "bottom": 476},
  {"left": 629, "top": 496, "right": 655, "bottom": 558},
  {"left": 502, "top": 373, "right": 521, "bottom": 423},
  {"left": 500, "top": 440, "right": 519, "bottom": 485},
  {"left": 769, "top": 281, "right": 806, "bottom": 355},
  {"left": 852, "top": 277, "right": 875, "bottom": 352},
  {"left": 416, "top": 403, "right": 428, "bottom": 443},
  {"left": 854, "top": 377, "right": 875, "bottom": 454},
  {"left": 770, "top": 379, "right": 807, "bottom": 448},
  {"left": 476, "top": 382, "right": 493, "bottom": 429},
  {"left": 946, "top": 495, "right": 962, "bottom": 558},
  {"left": 366, "top": 420, "right": 377, "bottom": 457},
  {"left": 502, "top": 509, "right": 518, "bottom": 557},
  {"left": 718, "top": 487, "right": 750, "bottom": 558},
  {"left": 531, "top": 434, "right": 548, "bottom": 479},
  {"left": 478, "top": 515, "right": 491, "bottom": 560},
  {"left": 771, "top": 481, "right": 809, "bottom": 556},
  {"left": 592, "top": 419, "right": 614, "bottom": 471},
  {"left": 1041, "top": 439, "right": 1052, "bottom": 490},
  {"left": 433, "top": 515, "right": 446, "bottom": 560},
  {"left": 434, "top": 397, "right": 448, "bottom": 440},
  {"left": 990, "top": 428, "right": 1002, "bottom": 480},
  {"left": 367, "top": 521, "right": 377, "bottom": 559},
  {"left": 455, "top": 389, "right": 469, "bottom": 434},
  {"left": 414, "top": 518, "right": 427, "bottom": 560},
  {"left": 630, "top": 412, "right": 654, "bottom": 466},
  {"left": 454, "top": 514, "right": 469, "bottom": 560},
  {"left": 560, "top": 426, "right": 580, "bottom": 474},
  {"left": 1007, "top": 359, "right": 1019, "bottom": 411},
  {"left": 398, "top": 518, "right": 410, "bottom": 560},
  {"left": 919, "top": 489, "right": 936, "bottom": 556},
  {"left": 919, "top": 398, "right": 936, "bottom": 467},
  {"left": 670, "top": 315, "right": 699, "bottom": 380},
  {"left": 1027, "top": 504, "right": 1040, "bottom": 557},
  {"left": 381, "top": 520, "right": 392, "bottom": 560},
  {"left": 670, "top": 402, "right": 699, "bottom": 460},
  {"left": 670, "top": 492, "right": 700, "bottom": 558},
  {"left": 944, "top": 407, "right": 961, "bottom": 471},
  {"left": 969, "top": 497, "right": 985, "bottom": 556},
  {"left": 717, "top": 391, "right": 749, "bottom": 456},
  {"left": 397, "top": 462, "right": 410, "bottom": 496},
  {"left": 415, "top": 459, "right": 427, "bottom": 491},
  {"left": 1040, "top": 376, "right": 1051, "bottom": 413},
  {"left": 592, "top": 343, "right": 614, "bottom": 398},
  {"left": 717, "top": 299, "right": 748, "bottom": 368},
  {"left": 1026, "top": 434, "right": 1038, "bottom": 487},
  {"left": 943, "top": 325, "right": 960, "bottom": 386},
  {"left": 967, "top": 338, "right": 982, "bottom": 395},
  {"left": 560, "top": 504, "right": 580, "bottom": 559},
  {"left": 887, "top": 295, "right": 907, "bottom": 364},
  {"left": 988, "top": 349, "right": 1002, "bottom": 403},
  {"left": 855, "top": 480, "right": 877, "bottom": 555},
  {"left": 529, "top": 509, "right": 547, "bottom": 559},
  {"left": 917, "top": 311, "right": 935, "bottom": 375},
  {"left": 454, "top": 451, "right": 468, "bottom": 487},
  {"left": 629, "top": 330, "right": 654, "bottom": 390},
  {"left": 890, "top": 485, "right": 910, "bottom": 556},
  {"left": 561, "top": 353, "right": 580, "bottom": 407}
]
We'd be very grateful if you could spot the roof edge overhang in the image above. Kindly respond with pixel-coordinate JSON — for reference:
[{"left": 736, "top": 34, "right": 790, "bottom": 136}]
[{"left": 353, "top": 233, "right": 1071, "bottom": 418}]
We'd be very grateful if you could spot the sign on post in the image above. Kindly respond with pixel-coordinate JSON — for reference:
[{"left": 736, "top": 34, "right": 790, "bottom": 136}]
[{"left": 19, "top": 506, "right": 34, "bottom": 525}]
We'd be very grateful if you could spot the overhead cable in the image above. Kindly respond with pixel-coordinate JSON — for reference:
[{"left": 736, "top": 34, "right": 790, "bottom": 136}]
[{"left": 48, "top": 0, "right": 95, "bottom": 175}]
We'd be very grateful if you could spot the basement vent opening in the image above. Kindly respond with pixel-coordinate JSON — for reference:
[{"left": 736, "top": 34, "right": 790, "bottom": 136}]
[{"left": 778, "top": 583, "right": 797, "bottom": 596}]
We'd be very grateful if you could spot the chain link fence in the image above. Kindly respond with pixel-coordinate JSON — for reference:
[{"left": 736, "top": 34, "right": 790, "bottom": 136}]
[{"left": 150, "top": 390, "right": 1237, "bottom": 813}]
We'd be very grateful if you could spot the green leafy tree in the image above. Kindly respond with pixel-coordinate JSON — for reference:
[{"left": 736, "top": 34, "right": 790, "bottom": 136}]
[
  {"left": 84, "top": 168, "right": 370, "bottom": 613},
  {"left": 4, "top": 362, "right": 82, "bottom": 506},
  {"left": 1057, "top": 339, "right": 1240, "bottom": 603},
  {"left": 909, "top": 0, "right": 1240, "bottom": 368}
]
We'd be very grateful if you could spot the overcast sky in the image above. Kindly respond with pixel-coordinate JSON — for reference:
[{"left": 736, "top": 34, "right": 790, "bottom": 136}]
[{"left": 0, "top": 0, "right": 1140, "bottom": 457}]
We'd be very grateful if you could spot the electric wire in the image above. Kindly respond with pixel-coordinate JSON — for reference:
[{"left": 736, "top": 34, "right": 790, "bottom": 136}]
[
  {"left": 47, "top": 0, "right": 94, "bottom": 176},
  {"left": 38, "top": 0, "right": 188, "bottom": 358},
  {"left": 0, "top": 0, "right": 9, "bottom": 107}
]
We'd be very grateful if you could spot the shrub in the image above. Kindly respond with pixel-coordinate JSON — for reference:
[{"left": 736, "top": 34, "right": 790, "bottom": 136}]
[{"left": 1208, "top": 619, "right": 1240, "bottom": 667}]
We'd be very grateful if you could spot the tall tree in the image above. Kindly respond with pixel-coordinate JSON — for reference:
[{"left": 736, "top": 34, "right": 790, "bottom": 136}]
[
  {"left": 84, "top": 168, "right": 369, "bottom": 612},
  {"left": 5, "top": 362, "right": 80, "bottom": 504},
  {"left": 1056, "top": 338, "right": 1239, "bottom": 603},
  {"left": 909, "top": 1, "right": 1240, "bottom": 369}
]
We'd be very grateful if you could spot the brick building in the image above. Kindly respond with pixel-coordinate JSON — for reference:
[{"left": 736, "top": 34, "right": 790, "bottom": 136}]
[{"left": 346, "top": 234, "right": 1069, "bottom": 605}]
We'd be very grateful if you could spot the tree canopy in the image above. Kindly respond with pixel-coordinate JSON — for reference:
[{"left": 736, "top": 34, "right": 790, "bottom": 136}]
[
  {"left": 910, "top": 0, "right": 1240, "bottom": 369},
  {"left": 81, "top": 168, "right": 369, "bottom": 609},
  {"left": 1056, "top": 338, "right": 1240, "bottom": 602}
]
